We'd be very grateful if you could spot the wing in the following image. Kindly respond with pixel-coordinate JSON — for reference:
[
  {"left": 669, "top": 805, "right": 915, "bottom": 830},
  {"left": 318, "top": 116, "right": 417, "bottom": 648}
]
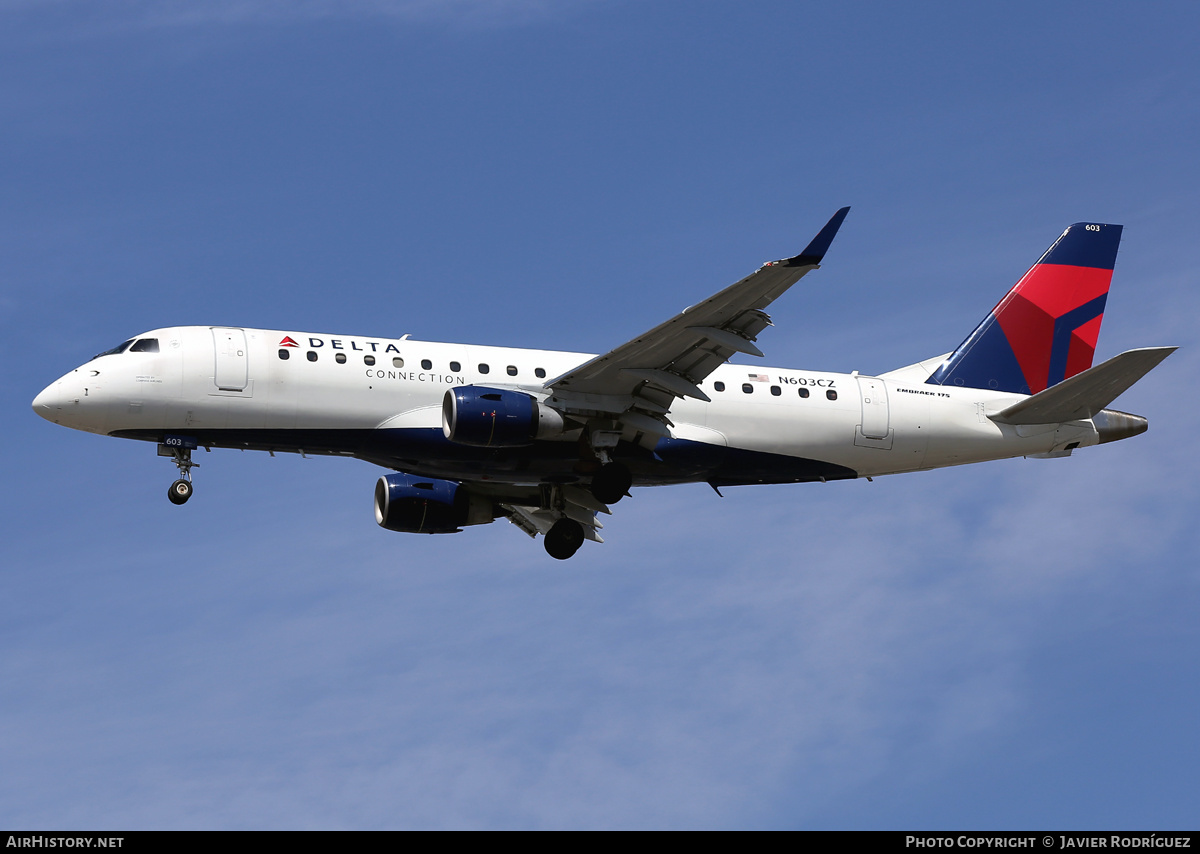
[{"left": 546, "top": 207, "right": 850, "bottom": 435}]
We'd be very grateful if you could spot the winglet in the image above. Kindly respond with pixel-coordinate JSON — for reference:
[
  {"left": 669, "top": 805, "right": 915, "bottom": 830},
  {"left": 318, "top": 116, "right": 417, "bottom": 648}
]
[{"left": 783, "top": 206, "right": 851, "bottom": 267}]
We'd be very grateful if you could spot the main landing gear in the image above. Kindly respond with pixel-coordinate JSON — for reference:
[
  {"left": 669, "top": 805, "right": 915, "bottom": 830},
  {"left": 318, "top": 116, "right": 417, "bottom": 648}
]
[
  {"left": 585, "top": 427, "right": 633, "bottom": 506},
  {"left": 538, "top": 426, "right": 630, "bottom": 558},
  {"left": 590, "top": 461, "right": 632, "bottom": 506},
  {"left": 158, "top": 441, "right": 199, "bottom": 506},
  {"left": 544, "top": 517, "right": 586, "bottom": 560}
]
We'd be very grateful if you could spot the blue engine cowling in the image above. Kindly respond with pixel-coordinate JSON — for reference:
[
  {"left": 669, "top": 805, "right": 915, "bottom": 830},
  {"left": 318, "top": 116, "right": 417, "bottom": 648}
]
[
  {"left": 442, "top": 386, "right": 539, "bottom": 447},
  {"left": 374, "top": 473, "right": 494, "bottom": 534}
]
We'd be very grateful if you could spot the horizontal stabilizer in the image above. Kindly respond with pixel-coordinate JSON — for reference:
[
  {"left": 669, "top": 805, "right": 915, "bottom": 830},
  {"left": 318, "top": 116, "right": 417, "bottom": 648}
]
[{"left": 990, "top": 346, "right": 1175, "bottom": 425}]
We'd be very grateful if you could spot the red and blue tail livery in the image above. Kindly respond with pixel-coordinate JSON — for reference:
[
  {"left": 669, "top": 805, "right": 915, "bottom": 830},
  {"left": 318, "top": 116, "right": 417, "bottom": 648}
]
[{"left": 927, "top": 222, "right": 1122, "bottom": 394}]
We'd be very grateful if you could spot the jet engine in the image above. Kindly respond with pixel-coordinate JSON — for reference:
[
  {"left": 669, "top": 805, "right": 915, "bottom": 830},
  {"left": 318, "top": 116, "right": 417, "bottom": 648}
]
[
  {"left": 441, "top": 386, "right": 565, "bottom": 447},
  {"left": 374, "top": 472, "right": 496, "bottom": 534}
]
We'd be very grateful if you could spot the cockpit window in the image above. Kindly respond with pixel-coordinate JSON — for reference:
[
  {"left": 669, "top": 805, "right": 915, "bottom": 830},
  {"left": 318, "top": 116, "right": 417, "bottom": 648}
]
[
  {"left": 130, "top": 338, "right": 159, "bottom": 353},
  {"left": 95, "top": 339, "right": 134, "bottom": 359}
]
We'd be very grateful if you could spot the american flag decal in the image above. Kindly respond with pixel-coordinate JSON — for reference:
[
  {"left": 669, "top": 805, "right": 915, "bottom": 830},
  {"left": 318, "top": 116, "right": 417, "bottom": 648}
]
[{"left": 747, "top": 373, "right": 770, "bottom": 382}]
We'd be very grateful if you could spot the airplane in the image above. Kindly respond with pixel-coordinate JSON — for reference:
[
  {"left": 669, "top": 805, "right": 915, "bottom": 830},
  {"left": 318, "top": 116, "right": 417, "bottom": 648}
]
[{"left": 32, "top": 209, "right": 1175, "bottom": 559}]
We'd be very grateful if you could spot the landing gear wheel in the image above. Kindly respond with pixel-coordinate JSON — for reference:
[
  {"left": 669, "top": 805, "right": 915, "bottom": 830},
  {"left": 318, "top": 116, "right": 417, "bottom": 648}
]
[
  {"left": 590, "top": 462, "right": 632, "bottom": 505},
  {"left": 168, "top": 478, "right": 193, "bottom": 505},
  {"left": 544, "top": 518, "right": 585, "bottom": 560},
  {"left": 161, "top": 442, "right": 199, "bottom": 505}
]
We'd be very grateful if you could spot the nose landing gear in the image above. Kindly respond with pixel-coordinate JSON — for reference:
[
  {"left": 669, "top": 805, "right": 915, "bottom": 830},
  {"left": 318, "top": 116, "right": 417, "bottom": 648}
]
[
  {"left": 158, "top": 439, "right": 199, "bottom": 506},
  {"left": 168, "top": 478, "right": 193, "bottom": 505}
]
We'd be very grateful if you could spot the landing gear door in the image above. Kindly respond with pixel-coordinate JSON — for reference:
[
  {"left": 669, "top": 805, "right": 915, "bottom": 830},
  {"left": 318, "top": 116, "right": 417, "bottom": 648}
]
[
  {"left": 212, "top": 327, "right": 249, "bottom": 392},
  {"left": 854, "top": 375, "right": 893, "bottom": 449}
]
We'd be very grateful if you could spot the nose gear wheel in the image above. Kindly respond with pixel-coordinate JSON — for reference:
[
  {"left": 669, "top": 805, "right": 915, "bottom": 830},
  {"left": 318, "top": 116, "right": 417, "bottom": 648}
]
[
  {"left": 159, "top": 443, "right": 198, "bottom": 506},
  {"left": 168, "top": 478, "right": 193, "bottom": 505}
]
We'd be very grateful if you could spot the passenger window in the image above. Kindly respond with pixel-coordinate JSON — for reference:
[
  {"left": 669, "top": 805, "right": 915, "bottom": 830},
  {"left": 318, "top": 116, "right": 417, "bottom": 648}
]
[
  {"left": 507, "top": 365, "right": 518, "bottom": 376},
  {"left": 826, "top": 389, "right": 837, "bottom": 401},
  {"left": 479, "top": 363, "right": 490, "bottom": 374},
  {"left": 278, "top": 349, "right": 290, "bottom": 360},
  {"left": 535, "top": 368, "right": 546, "bottom": 378},
  {"left": 770, "top": 385, "right": 781, "bottom": 396},
  {"left": 307, "top": 352, "right": 318, "bottom": 362},
  {"left": 364, "top": 355, "right": 375, "bottom": 366},
  {"left": 713, "top": 381, "right": 725, "bottom": 392},
  {"left": 450, "top": 361, "right": 461, "bottom": 372},
  {"left": 798, "top": 387, "right": 810, "bottom": 399},
  {"left": 130, "top": 338, "right": 159, "bottom": 353},
  {"left": 393, "top": 357, "right": 404, "bottom": 368},
  {"left": 421, "top": 359, "right": 432, "bottom": 370},
  {"left": 742, "top": 383, "right": 753, "bottom": 394},
  {"left": 335, "top": 353, "right": 347, "bottom": 364}
]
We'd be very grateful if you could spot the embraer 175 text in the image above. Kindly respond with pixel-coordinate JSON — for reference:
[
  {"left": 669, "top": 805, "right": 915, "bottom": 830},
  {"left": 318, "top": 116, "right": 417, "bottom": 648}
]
[{"left": 33, "top": 209, "right": 1174, "bottom": 559}]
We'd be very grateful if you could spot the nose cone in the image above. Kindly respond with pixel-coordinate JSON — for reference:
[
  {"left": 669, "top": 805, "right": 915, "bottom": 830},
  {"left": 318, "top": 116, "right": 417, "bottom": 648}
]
[
  {"left": 32, "top": 381, "right": 64, "bottom": 423},
  {"left": 32, "top": 370, "right": 87, "bottom": 427}
]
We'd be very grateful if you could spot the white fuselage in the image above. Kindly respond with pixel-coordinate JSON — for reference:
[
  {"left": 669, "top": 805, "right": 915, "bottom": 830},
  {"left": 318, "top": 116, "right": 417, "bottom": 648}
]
[{"left": 33, "top": 325, "right": 1102, "bottom": 489}]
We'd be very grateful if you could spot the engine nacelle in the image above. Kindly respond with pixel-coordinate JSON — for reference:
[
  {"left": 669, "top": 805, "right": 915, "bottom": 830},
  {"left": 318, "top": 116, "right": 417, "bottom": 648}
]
[
  {"left": 442, "top": 386, "right": 565, "bottom": 447},
  {"left": 374, "top": 473, "right": 495, "bottom": 534}
]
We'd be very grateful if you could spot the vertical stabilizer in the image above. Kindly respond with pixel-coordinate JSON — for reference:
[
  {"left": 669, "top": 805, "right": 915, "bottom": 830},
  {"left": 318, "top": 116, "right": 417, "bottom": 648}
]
[{"left": 927, "top": 222, "right": 1122, "bottom": 394}]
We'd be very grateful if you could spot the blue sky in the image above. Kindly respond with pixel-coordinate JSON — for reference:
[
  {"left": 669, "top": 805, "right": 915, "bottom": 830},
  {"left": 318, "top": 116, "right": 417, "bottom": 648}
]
[{"left": 2, "top": 0, "right": 1198, "bottom": 829}]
